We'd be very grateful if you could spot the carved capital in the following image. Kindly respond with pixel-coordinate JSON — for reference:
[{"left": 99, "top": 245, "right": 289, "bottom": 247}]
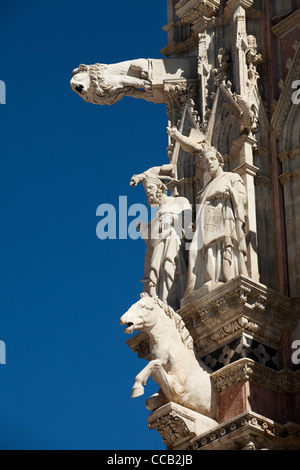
[
  {"left": 179, "top": 276, "right": 300, "bottom": 358},
  {"left": 278, "top": 147, "right": 300, "bottom": 162},
  {"left": 279, "top": 168, "right": 300, "bottom": 186},
  {"left": 147, "top": 402, "right": 217, "bottom": 449}
]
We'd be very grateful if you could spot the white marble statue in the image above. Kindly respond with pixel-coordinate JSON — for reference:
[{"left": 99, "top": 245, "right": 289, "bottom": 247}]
[
  {"left": 120, "top": 293, "right": 216, "bottom": 417},
  {"left": 167, "top": 126, "right": 208, "bottom": 155},
  {"left": 130, "top": 169, "right": 192, "bottom": 310},
  {"left": 189, "top": 146, "right": 248, "bottom": 293},
  {"left": 167, "top": 127, "right": 248, "bottom": 294},
  {"left": 70, "top": 59, "right": 153, "bottom": 105}
]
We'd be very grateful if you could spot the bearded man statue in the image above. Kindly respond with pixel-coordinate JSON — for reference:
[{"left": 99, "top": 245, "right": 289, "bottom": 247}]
[{"left": 130, "top": 169, "right": 192, "bottom": 310}]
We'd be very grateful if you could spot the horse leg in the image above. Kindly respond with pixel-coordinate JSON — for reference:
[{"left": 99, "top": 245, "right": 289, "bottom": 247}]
[
  {"left": 132, "top": 360, "right": 179, "bottom": 403},
  {"left": 145, "top": 389, "right": 168, "bottom": 411},
  {"left": 131, "top": 360, "right": 160, "bottom": 398}
]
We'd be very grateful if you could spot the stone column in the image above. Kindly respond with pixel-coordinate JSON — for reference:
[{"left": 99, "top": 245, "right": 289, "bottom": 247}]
[
  {"left": 227, "top": 0, "right": 253, "bottom": 97},
  {"left": 231, "top": 135, "right": 260, "bottom": 282}
]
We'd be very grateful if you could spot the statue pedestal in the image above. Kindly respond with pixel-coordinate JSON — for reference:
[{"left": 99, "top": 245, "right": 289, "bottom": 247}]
[{"left": 179, "top": 275, "right": 299, "bottom": 372}]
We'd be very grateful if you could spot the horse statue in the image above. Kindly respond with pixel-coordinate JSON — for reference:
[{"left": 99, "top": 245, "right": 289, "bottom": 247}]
[{"left": 120, "top": 293, "right": 216, "bottom": 418}]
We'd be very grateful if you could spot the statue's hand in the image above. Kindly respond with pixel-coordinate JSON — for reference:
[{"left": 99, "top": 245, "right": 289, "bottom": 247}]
[
  {"left": 222, "top": 186, "right": 231, "bottom": 198},
  {"left": 167, "top": 126, "right": 179, "bottom": 139},
  {"left": 210, "top": 188, "right": 230, "bottom": 200}
]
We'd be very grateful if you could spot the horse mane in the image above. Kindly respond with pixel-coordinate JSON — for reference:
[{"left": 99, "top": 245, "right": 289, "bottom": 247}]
[{"left": 140, "top": 293, "right": 194, "bottom": 350}]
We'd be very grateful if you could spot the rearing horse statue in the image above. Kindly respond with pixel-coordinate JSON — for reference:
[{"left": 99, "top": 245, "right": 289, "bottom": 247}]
[{"left": 120, "top": 293, "right": 216, "bottom": 418}]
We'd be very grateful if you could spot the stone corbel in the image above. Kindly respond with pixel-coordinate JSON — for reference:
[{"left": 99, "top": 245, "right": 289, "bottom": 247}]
[
  {"left": 147, "top": 402, "right": 218, "bottom": 450},
  {"left": 278, "top": 147, "right": 300, "bottom": 163},
  {"left": 279, "top": 168, "right": 300, "bottom": 186},
  {"left": 179, "top": 275, "right": 300, "bottom": 359}
]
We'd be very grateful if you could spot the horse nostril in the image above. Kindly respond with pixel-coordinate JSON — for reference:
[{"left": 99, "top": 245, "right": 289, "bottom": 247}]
[{"left": 75, "top": 85, "right": 84, "bottom": 93}]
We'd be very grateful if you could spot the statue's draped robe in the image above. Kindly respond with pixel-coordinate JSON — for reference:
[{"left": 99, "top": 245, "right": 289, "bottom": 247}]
[
  {"left": 186, "top": 171, "right": 248, "bottom": 294},
  {"left": 142, "top": 201, "right": 190, "bottom": 311}
]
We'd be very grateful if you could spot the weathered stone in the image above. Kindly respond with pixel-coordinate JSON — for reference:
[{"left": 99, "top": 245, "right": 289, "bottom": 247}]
[{"left": 71, "top": 0, "right": 300, "bottom": 450}]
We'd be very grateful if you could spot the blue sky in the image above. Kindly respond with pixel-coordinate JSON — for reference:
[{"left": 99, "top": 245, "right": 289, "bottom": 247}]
[{"left": 0, "top": 0, "right": 170, "bottom": 449}]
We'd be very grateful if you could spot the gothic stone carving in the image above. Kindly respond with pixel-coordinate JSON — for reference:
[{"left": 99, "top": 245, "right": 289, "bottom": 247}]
[
  {"left": 130, "top": 170, "right": 192, "bottom": 310},
  {"left": 70, "top": 58, "right": 198, "bottom": 108},
  {"left": 120, "top": 294, "right": 216, "bottom": 417},
  {"left": 211, "top": 358, "right": 300, "bottom": 393},
  {"left": 176, "top": 0, "right": 221, "bottom": 24},
  {"left": 147, "top": 402, "right": 217, "bottom": 450}
]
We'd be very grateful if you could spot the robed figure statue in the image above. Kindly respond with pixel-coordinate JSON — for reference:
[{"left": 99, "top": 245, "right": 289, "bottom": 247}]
[
  {"left": 167, "top": 127, "right": 249, "bottom": 296},
  {"left": 130, "top": 167, "right": 192, "bottom": 310}
]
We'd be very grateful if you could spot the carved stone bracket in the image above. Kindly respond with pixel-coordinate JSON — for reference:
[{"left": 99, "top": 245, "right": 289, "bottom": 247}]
[
  {"left": 147, "top": 402, "right": 217, "bottom": 450},
  {"left": 176, "top": 0, "right": 221, "bottom": 24},
  {"left": 279, "top": 167, "right": 300, "bottom": 186}
]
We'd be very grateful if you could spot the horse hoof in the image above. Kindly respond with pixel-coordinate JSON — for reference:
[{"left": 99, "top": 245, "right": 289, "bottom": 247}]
[{"left": 131, "top": 385, "right": 144, "bottom": 398}]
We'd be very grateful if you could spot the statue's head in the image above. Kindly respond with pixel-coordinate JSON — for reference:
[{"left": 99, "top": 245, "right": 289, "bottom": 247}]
[
  {"left": 70, "top": 64, "right": 91, "bottom": 97},
  {"left": 120, "top": 294, "right": 159, "bottom": 334},
  {"left": 200, "top": 146, "right": 224, "bottom": 174},
  {"left": 142, "top": 177, "right": 167, "bottom": 206}
]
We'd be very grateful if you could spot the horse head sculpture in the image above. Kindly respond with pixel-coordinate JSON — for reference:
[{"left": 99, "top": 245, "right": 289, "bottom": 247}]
[{"left": 120, "top": 294, "right": 216, "bottom": 418}]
